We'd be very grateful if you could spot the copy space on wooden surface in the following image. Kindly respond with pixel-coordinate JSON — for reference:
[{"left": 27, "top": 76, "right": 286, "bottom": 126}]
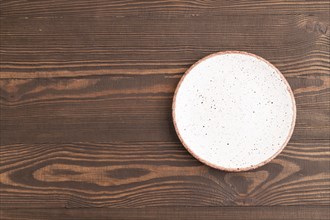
[{"left": 0, "top": 0, "right": 329, "bottom": 219}]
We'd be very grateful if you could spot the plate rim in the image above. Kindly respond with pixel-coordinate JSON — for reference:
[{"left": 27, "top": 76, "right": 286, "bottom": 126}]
[{"left": 172, "top": 50, "right": 297, "bottom": 172}]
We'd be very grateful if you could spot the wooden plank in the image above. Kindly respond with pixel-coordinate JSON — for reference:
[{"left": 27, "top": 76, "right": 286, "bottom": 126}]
[
  {"left": 0, "top": 141, "right": 329, "bottom": 208},
  {"left": 0, "top": 13, "right": 329, "bottom": 79},
  {"left": 0, "top": 0, "right": 329, "bottom": 17},
  {"left": 1, "top": 207, "right": 330, "bottom": 220},
  {"left": 1, "top": 72, "right": 329, "bottom": 144}
]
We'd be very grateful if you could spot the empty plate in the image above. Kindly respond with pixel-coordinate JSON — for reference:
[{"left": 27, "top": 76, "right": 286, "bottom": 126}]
[{"left": 172, "top": 51, "right": 296, "bottom": 172}]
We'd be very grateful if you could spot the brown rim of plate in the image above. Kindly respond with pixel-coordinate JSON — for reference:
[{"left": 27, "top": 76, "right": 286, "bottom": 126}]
[{"left": 172, "top": 51, "right": 297, "bottom": 172}]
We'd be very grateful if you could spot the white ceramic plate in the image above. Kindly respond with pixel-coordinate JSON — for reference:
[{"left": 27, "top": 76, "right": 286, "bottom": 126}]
[{"left": 173, "top": 51, "right": 296, "bottom": 172}]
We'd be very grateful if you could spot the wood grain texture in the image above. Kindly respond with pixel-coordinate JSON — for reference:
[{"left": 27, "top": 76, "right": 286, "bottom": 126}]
[
  {"left": 0, "top": 141, "right": 329, "bottom": 208},
  {"left": 1, "top": 0, "right": 330, "bottom": 218},
  {"left": 1, "top": 0, "right": 329, "bottom": 16},
  {"left": 1, "top": 207, "right": 330, "bottom": 220}
]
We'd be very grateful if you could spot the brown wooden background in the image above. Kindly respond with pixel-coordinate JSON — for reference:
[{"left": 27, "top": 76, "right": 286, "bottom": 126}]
[{"left": 0, "top": 0, "right": 329, "bottom": 219}]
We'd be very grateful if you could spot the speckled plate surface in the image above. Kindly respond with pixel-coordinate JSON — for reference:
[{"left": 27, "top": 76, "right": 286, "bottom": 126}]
[{"left": 172, "top": 51, "right": 296, "bottom": 172}]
